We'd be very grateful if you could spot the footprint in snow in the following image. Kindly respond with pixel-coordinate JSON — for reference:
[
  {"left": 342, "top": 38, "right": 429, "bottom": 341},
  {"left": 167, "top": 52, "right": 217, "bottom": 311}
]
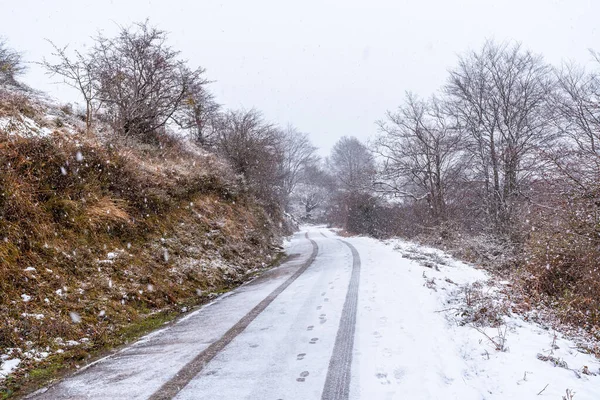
[
  {"left": 309, "top": 338, "right": 319, "bottom": 344},
  {"left": 297, "top": 353, "right": 306, "bottom": 360},
  {"left": 307, "top": 325, "right": 314, "bottom": 331},
  {"left": 373, "top": 331, "right": 382, "bottom": 339},
  {"left": 376, "top": 372, "right": 391, "bottom": 385},
  {"left": 317, "top": 305, "right": 322, "bottom": 310},
  {"left": 394, "top": 369, "right": 405, "bottom": 382},
  {"left": 297, "top": 371, "right": 310, "bottom": 382}
]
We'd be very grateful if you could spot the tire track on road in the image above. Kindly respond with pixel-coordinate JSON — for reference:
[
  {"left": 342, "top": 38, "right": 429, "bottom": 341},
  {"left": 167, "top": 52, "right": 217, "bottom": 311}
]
[
  {"left": 321, "top": 239, "right": 361, "bottom": 400},
  {"left": 148, "top": 233, "right": 319, "bottom": 400}
]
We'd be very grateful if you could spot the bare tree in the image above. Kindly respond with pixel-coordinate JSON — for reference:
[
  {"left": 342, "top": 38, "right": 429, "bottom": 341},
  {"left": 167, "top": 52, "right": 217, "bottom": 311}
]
[
  {"left": 214, "top": 109, "right": 284, "bottom": 207},
  {"left": 328, "top": 136, "right": 378, "bottom": 233},
  {"left": 445, "top": 40, "right": 556, "bottom": 237},
  {"left": 91, "top": 21, "right": 206, "bottom": 140},
  {"left": 375, "top": 93, "right": 464, "bottom": 224},
  {"left": 552, "top": 56, "right": 600, "bottom": 188},
  {"left": 278, "top": 125, "right": 318, "bottom": 209},
  {"left": 41, "top": 41, "right": 98, "bottom": 131},
  {"left": 329, "top": 136, "right": 376, "bottom": 192},
  {"left": 293, "top": 164, "right": 333, "bottom": 219},
  {"left": 0, "top": 37, "right": 25, "bottom": 86},
  {"left": 173, "top": 79, "right": 220, "bottom": 146}
]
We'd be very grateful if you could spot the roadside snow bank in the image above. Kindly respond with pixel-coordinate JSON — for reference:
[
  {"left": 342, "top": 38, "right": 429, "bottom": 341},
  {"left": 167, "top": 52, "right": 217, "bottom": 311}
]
[{"left": 339, "top": 233, "right": 600, "bottom": 400}]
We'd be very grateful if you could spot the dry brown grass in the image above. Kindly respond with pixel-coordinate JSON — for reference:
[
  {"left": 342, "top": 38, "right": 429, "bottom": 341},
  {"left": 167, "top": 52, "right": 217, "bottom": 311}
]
[
  {"left": 85, "top": 197, "right": 132, "bottom": 228},
  {"left": 521, "top": 194, "right": 600, "bottom": 330},
  {"left": 0, "top": 98, "right": 283, "bottom": 397},
  {"left": 0, "top": 90, "right": 36, "bottom": 120}
]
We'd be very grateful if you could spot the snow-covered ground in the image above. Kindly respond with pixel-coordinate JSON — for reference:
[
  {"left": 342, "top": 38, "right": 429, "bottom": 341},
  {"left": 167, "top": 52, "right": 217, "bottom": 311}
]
[
  {"left": 13, "top": 227, "right": 600, "bottom": 399},
  {"left": 0, "top": 357, "right": 21, "bottom": 380},
  {"left": 346, "top": 232, "right": 600, "bottom": 400}
]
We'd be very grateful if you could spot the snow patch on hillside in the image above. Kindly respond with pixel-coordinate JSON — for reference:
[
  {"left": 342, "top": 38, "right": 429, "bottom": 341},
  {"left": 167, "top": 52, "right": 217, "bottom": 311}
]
[{"left": 0, "top": 115, "right": 54, "bottom": 137}]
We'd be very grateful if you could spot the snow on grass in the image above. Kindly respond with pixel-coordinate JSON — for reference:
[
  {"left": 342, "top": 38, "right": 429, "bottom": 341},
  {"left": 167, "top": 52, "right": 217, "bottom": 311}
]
[
  {"left": 0, "top": 115, "right": 54, "bottom": 137},
  {"left": 21, "top": 313, "right": 45, "bottom": 320},
  {"left": 0, "top": 358, "right": 21, "bottom": 380},
  {"left": 326, "top": 230, "right": 600, "bottom": 400},
  {"left": 0, "top": 348, "right": 52, "bottom": 383}
]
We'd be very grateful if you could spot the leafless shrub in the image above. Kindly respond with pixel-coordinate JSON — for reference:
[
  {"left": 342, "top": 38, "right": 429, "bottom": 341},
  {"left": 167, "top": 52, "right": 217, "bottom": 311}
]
[
  {"left": 0, "top": 37, "right": 25, "bottom": 86},
  {"left": 213, "top": 109, "right": 284, "bottom": 210},
  {"left": 562, "top": 388, "right": 575, "bottom": 400},
  {"left": 475, "top": 324, "right": 508, "bottom": 352},
  {"left": 41, "top": 41, "right": 98, "bottom": 131},
  {"left": 42, "top": 21, "right": 209, "bottom": 142},
  {"left": 452, "top": 282, "right": 508, "bottom": 327},
  {"left": 172, "top": 78, "right": 220, "bottom": 146},
  {"left": 92, "top": 21, "right": 207, "bottom": 141}
]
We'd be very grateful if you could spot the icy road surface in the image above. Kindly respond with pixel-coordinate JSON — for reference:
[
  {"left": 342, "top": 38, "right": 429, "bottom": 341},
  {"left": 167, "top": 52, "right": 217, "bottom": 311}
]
[{"left": 29, "top": 227, "right": 600, "bottom": 399}]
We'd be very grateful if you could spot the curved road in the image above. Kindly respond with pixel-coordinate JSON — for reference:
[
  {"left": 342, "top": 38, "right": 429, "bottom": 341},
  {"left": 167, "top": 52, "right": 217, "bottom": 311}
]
[{"left": 30, "top": 227, "right": 361, "bottom": 400}]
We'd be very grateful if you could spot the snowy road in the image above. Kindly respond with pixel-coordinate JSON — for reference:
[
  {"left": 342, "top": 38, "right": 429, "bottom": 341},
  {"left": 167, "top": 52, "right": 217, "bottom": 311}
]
[{"left": 28, "top": 227, "right": 600, "bottom": 400}]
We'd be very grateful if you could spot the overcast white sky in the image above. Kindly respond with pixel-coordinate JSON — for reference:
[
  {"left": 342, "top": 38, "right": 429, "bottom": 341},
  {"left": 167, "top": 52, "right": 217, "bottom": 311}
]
[{"left": 1, "top": 0, "right": 599, "bottom": 155}]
